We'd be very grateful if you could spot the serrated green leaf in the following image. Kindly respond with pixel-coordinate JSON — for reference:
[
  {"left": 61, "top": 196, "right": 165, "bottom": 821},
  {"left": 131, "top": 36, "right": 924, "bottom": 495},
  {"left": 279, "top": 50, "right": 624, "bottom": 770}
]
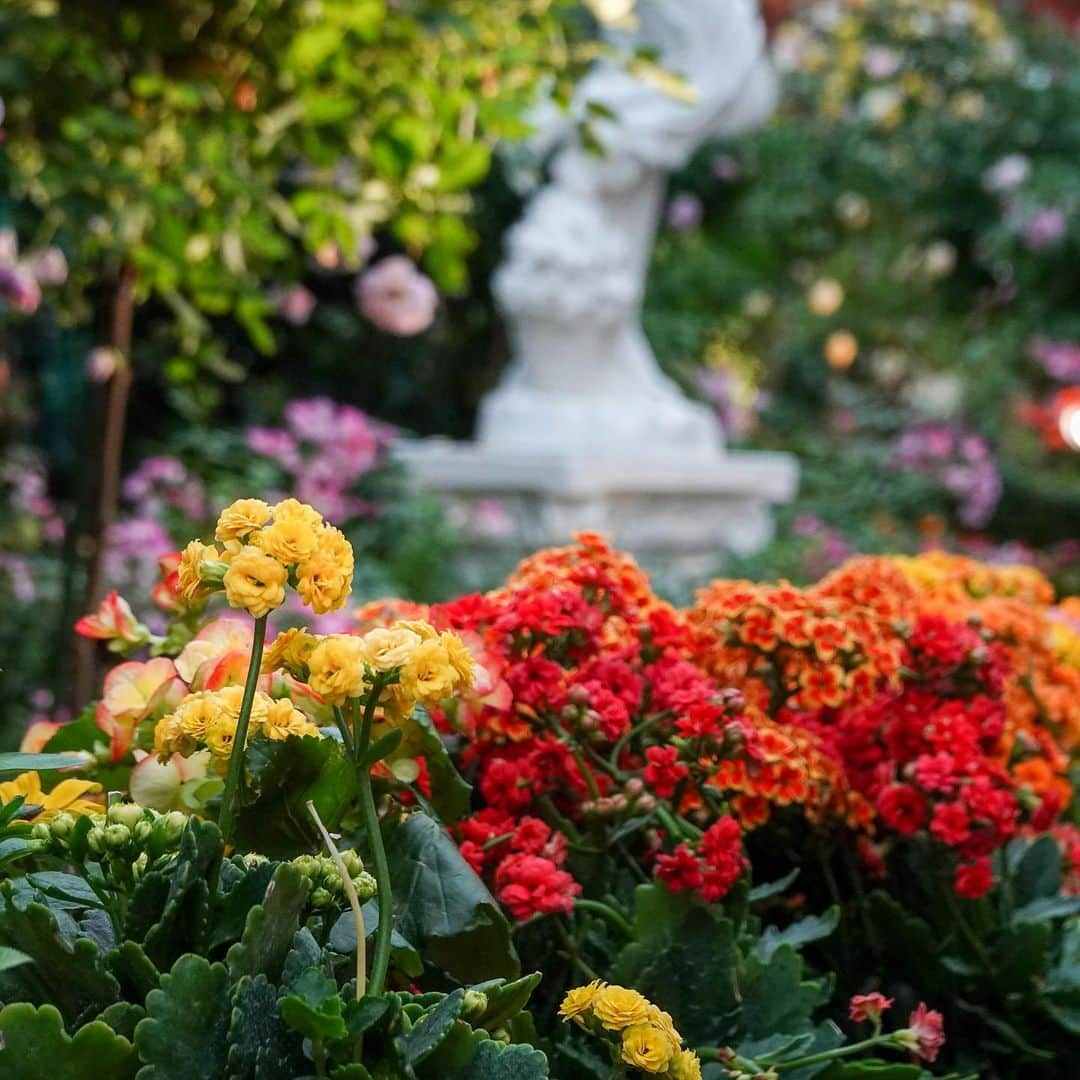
[
  {"left": 0, "top": 894, "right": 119, "bottom": 1022},
  {"left": 754, "top": 907, "right": 839, "bottom": 961},
  {"left": 106, "top": 940, "right": 161, "bottom": 1003},
  {"left": 279, "top": 967, "right": 348, "bottom": 1041},
  {"left": 207, "top": 857, "right": 276, "bottom": 950},
  {"left": 452, "top": 1039, "right": 549, "bottom": 1079},
  {"left": 468, "top": 972, "right": 542, "bottom": 1030},
  {"left": 0, "top": 1003, "right": 136, "bottom": 1079},
  {"left": 227, "top": 863, "right": 311, "bottom": 983},
  {"left": 397, "top": 989, "right": 464, "bottom": 1066},
  {"left": 98, "top": 1001, "right": 146, "bottom": 1041},
  {"left": 227, "top": 973, "right": 306, "bottom": 1079},
  {"left": 135, "top": 954, "right": 230, "bottom": 1080}
]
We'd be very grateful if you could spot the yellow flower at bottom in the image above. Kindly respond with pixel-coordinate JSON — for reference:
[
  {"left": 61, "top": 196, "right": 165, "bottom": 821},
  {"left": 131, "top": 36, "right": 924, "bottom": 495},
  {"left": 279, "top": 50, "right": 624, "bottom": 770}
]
[
  {"left": 592, "top": 985, "right": 651, "bottom": 1031},
  {"left": 668, "top": 1048, "right": 703, "bottom": 1080},
  {"left": 558, "top": 980, "right": 604, "bottom": 1025},
  {"left": 620, "top": 1024, "right": 675, "bottom": 1074},
  {"left": 0, "top": 771, "right": 101, "bottom": 820},
  {"left": 646, "top": 1004, "right": 682, "bottom": 1048},
  {"left": 223, "top": 545, "right": 288, "bottom": 618}
]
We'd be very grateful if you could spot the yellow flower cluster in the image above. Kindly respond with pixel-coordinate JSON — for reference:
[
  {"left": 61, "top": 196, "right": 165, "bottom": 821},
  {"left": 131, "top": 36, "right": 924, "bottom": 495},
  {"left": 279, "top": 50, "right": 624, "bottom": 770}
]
[
  {"left": 264, "top": 621, "right": 475, "bottom": 716},
  {"left": 559, "top": 982, "right": 701, "bottom": 1079},
  {"left": 0, "top": 771, "right": 102, "bottom": 821},
  {"left": 177, "top": 498, "right": 353, "bottom": 618},
  {"left": 154, "top": 686, "right": 320, "bottom": 760}
]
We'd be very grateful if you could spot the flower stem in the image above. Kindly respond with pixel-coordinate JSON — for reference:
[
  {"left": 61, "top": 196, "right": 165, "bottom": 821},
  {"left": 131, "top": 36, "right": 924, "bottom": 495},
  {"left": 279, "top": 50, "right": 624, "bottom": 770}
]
[
  {"left": 574, "top": 898, "right": 635, "bottom": 937},
  {"left": 771, "top": 1034, "right": 895, "bottom": 1070},
  {"left": 218, "top": 614, "right": 268, "bottom": 844},
  {"left": 354, "top": 690, "right": 394, "bottom": 997}
]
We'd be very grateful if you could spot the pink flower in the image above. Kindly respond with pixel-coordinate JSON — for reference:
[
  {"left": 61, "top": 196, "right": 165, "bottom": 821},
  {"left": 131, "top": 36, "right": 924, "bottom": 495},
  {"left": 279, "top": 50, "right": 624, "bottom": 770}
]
[
  {"left": 667, "top": 193, "right": 703, "bottom": 231},
  {"left": 1023, "top": 207, "right": 1067, "bottom": 251},
  {"left": 75, "top": 590, "right": 148, "bottom": 648},
  {"left": 28, "top": 247, "right": 68, "bottom": 286},
  {"left": 273, "top": 283, "right": 317, "bottom": 326},
  {"left": 284, "top": 397, "right": 339, "bottom": 442},
  {"left": 983, "top": 153, "right": 1030, "bottom": 193},
  {"left": 247, "top": 427, "right": 301, "bottom": 470},
  {"left": 0, "top": 265, "right": 41, "bottom": 314},
  {"left": 849, "top": 992, "right": 894, "bottom": 1024},
  {"left": 87, "top": 347, "right": 119, "bottom": 382},
  {"left": 900, "top": 1003, "right": 946, "bottom": 1063},
  {"left": 356, "top": 255, "right": 438, "bottom": 336}
]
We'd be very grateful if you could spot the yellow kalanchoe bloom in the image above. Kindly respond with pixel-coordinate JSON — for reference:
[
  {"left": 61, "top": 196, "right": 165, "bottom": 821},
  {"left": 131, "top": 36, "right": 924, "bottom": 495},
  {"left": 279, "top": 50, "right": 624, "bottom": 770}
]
[
  {"left": 308, "top": 635, "right": 368, "bottom": 705},
  {"left": 264, "top": 698, "right": 320, "bottom": 741},
  {"left": 591, "top": 985, "right": 651, "bottom": 1030},
  {"left": 621, "top": 1023, "right": 676, "bottom": 1074},
  {"left": 0, "top": 771, "right": 102, "bottom": 821},
  {"left": 215, "top": 498, "right": 272, "bottom": 542},
  {"left": 559, "top": 982, "right": 701, "bottom": 1080},
  {"left": 177, "top": 539, "right": 223, "bottom": 603},
  {"left": 223, "top": 545, "right": 289, "bottom": 618},
  {"left": 261, "top": 627, "right": 318, "bottom": 679}
]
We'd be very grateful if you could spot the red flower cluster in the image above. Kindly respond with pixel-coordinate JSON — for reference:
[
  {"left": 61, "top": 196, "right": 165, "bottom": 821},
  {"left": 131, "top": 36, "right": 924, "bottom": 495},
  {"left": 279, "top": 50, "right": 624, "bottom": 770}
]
[{"left": 655, "top": 817, "right": 746, "bottom": 902}]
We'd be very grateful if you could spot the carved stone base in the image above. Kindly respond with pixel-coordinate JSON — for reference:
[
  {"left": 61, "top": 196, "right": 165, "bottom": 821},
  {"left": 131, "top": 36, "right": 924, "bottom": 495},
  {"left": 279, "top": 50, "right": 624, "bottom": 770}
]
[{"left": 395, "top": 440, "right": 798, "bottom": 583}]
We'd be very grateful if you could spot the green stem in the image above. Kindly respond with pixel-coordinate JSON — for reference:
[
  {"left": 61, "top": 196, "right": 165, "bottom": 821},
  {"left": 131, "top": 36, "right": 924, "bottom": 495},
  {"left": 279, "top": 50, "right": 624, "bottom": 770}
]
[
  {"left": 771, "top": 1033, "right": 896, "bottom": 1070},
  {"left": 554, "top": 916, "right": 601, "bottom": 982},
  {"left": 354, "top": 689, "right": 394, "bottom": 997},
  {"left": 574, "top": 898, "right": 634, "bottom": 937},
  {"left": 218, "top": 614, "right": 267, "bottom": 844},
  {"left": 332, "top": 705, "right": 355, "bottom": 756}
]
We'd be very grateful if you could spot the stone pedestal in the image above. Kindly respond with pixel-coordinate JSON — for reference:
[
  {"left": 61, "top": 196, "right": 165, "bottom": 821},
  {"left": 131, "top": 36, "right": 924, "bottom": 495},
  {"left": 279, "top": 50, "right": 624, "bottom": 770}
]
[{"left": 396, "top": 440, "right": 798, "bottom": 580}]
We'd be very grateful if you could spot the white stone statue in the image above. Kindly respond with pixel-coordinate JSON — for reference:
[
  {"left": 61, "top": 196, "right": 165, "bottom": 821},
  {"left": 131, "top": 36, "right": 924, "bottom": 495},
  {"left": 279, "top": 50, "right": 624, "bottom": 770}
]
[
  {"left": 480, "top": 0, "right": 778, "bottom": 460},
  {"left": 397, "top": 0, "right": 796, "bottom": 572}
]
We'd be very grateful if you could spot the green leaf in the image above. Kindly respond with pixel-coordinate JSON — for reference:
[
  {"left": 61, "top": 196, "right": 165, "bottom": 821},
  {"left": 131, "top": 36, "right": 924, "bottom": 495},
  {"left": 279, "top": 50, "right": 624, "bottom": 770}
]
[
  {"left": 228, "top": 974, "right": 306, "bottom": 1079},
  {"left": 611, "top": 885, "right": 740, "bottom": 1046},
  {"left": 207, "top": 857, "right": 276, "bottom": 950},
  {"left": 0, "top": 752, "right": 89, "bottom": 774},
  {"left": 0, "top": 945, "right": 32, "bottom": 972},
  {"left": 740, "top": 945, "right": 827, "bottom": 1039},
  {"left": 27, "top": 871, "right": 107, "bottom": 910},
  {"left": 452, "top": 1039, "right": 549, "bottom": 1080},
  {"left": 385, "top": 812, "right": 518, "bottom": 982},
  {"left": 468, "top": 972, "right": 542, "bottom": 1030},
  {"left": 279, "top": 967, "right": 348, "bottom": 1041},
  {"left": 287, "top": 26, "right": 341, "bottom": 74},
  {"left": 749, "top": 869, "right": 800, "bottom": 902},
  {"left": 397, "top": 989, "right": 464, "bottom": 1066},
  {"left": 1012, "top": 895, "right": 1080, "bottom": 925},
  {"left": 819, "top": 1062, "right": 927, "bottom": 1080},
  {"left": 135, "top": 955, "right": 230, "bottom": 1080},
  {"left": 106, "top": 940, "right": 161, "bottom": 1004},
  {"left": 1011, "top": 836, "right": 1062, "bottom": 906},
  {"left": 234, "top": 736, "right": 357, "bottom": 858},
  {"left": 0, "top": 1003, "right": 136, "bottom": 1079},
  {"left": 359, "top": 727, "right": 404, "bottom": 769},
  {"left": 396, "top": 709, "right": 472, "bottom": 822},
  {"left": 754, "top": 907, "right": 840, "bottom": 961},
  {"left": 98, "top": 1001, "right": 147, "bottom": 1042},
  {"left": 139, "top": 817, "right": 223, "bottom": 970},
  {"left": 226, "top": 862, "right": 311, "bottom": 983},
  {"left": 0, "top": 894, "right": 119, "bottom": 1023}
]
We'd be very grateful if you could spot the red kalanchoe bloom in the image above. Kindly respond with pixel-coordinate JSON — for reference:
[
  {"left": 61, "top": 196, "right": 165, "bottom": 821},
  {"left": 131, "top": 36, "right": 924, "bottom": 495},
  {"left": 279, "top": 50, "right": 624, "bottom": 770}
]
[
  {"left": 494, "top": 853, "right": 581, "bottom": 920},
  {"left": 902, "top": 1003, "right": 946, "bottom": 1063},
  {"left": 642, "top": 745, "right": 689, "bottom": 799},
  {"left": 876, "top": 783, "right": 928, "bottom": 836},
  {"left": 954, "top": 857, "right": 994, "bottom": 900},
  {"left": 849, "top": 992, "right": 894, "bottom": 1024},
  {"left": 655, "top": 844, "right": 704, "bottom": 893},
  {"left": 929, "top": 802, "right": 971, "bottom": 846}
]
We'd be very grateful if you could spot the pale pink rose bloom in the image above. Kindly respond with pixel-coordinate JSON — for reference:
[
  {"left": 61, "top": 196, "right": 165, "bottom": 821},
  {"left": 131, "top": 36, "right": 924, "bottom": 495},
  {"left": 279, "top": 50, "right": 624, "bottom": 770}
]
[
  {"left": 274, "top": 283, "right": 317, "bottom": 326},
  {"left": 29, "top": 247, "right": 68, "bottom": 286},
  {"left": 356, "top": 255, "right": 438, "bottom": 336}
]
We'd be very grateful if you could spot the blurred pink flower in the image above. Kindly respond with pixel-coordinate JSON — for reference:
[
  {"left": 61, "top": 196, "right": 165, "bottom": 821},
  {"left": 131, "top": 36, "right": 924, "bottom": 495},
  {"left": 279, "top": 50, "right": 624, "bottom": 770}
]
[
  {"left": 29, "top": 247, "right": 68, "bottom": 286},
  {"left": 983, "top": 153, "right": 1029, "bottom": 194},
  {"left": 356, "top": 255, "right": 438, "bottom": 336},
  {"left": 0, "top": 265, "right": 41, "bottom": 314},
  {"left": 666, "top": 192, "right": 703, "bottom": 231},
  {"left": 863, "top": 46, "right": 900, "bottom": 79},
  {"left": 247, "top": 426, "right": 302, "bottom": 470},
  {"left": 87, "top": 347, "right": 119, "bottom": 382},
  {"left": 273, "top": 283, "right": 317, "bottom": 326},
  {"left": 1030, "top": 338, "right": 1080, "bottom": 383},
  {"left": 1023, "top": 207, "right": 1067, "bottom": 251}
]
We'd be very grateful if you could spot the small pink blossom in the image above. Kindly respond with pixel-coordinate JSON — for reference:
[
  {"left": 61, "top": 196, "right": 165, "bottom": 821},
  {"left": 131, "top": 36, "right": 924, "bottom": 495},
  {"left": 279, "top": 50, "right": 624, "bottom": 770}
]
[
  {"left": 983, "top": 153, "right": 1030, "bottom": 194},
  {"left": 899, "top": 1003, "right": 946, "bottom": 1063},
  {"left": 356, "top": 255, "right": 438, "bottom": 336},
  {"left": 29, "top": 247, "right": 68, "bottom": 286},
  {"left": 849, "top": 992, "right": 893, "bottom": 1025},
  {"left": 667, "top": 192, "right": 703, "bottom": 231},
  {"left": 0, "top": 265, "right": 41, "bottom": 314},
  {"left": 1023, "top": 207, "right": 1067, "bottom": 251},
  {"left": 273, "top": 283, "right": 317, "bottom": 326}
]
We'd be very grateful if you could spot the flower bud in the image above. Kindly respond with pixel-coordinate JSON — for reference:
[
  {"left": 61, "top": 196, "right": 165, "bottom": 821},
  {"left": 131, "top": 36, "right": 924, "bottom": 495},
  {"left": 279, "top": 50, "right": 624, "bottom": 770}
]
[
  {"left": 340, "top": 849, "right": 365, "bottom": 878},
  {"left": 352, "top": 872, "right": 377, "bottom": 902},
  {"left": 49, "top": 812, "right": 76, "bottom": 840},
  {"left": 462, "top": 990, "right": 488, "bottom": 1021},
  {"left": 107, "top": 802, "right": 145, "bottom": 830},
  {"left": 321, "top": 869, "right": 344, "bottom": 895},
  {"left": 637, "top": 794, "right": 656, "bottom": 812},
  {"left": 624, "top": 778, "right": 644, "bottom": 797},
  {"left": 292, "top": 855, "right": 320, "bottom": 878},
  {"left": 311, "top": 887, "right": 333, "bottom": 908},
  {"left": 104, "top": 824, "right": 131, "bottom": 849},
  {"left": 132, "top": 852, "right": 149, "bottom": 878},
  {"left": 87, "top": 826, "right": 107, "bottom": 854},
  {"left": 31, "top": 822, "right": 52, "bottom": 843},
  {"left": 610, "top": 794, "right": 628, "bottom": 812},
  {"left": 133, "top": 818, "right": 153, "bottom": 844},
  {"left": 162, "top": 811, "right": 188, "bottom": 841}
]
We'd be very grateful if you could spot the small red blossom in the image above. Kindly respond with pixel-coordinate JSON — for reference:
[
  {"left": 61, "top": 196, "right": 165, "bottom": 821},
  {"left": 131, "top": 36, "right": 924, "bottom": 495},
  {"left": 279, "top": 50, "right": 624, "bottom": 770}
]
[
  {"left": 903, "top": 1003, "right": 946, "bottom": 1063},
  {"left": 655, "top": 844, "right": 704, "bottom": 893},
  {"left": 848, "top": 992, "right": 894, "bottom": 1024},
  {"left": 494, "top": 853, "right": 581, "bottom": 921},
  {"left": 876, "top": 784, "right": 928, "bottom": 836},
  {"left": 954, "top": 857, "right": 994, "bottom": 900},
  {"left": 642, "top": 745, "right": 689, "bottom": 799}
]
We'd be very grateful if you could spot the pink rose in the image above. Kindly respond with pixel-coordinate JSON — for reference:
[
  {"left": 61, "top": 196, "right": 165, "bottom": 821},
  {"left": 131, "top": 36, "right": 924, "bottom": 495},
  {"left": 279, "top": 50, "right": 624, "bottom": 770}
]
[{"left": 356, "top": 255, "right": 438, "bottom": 336}]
